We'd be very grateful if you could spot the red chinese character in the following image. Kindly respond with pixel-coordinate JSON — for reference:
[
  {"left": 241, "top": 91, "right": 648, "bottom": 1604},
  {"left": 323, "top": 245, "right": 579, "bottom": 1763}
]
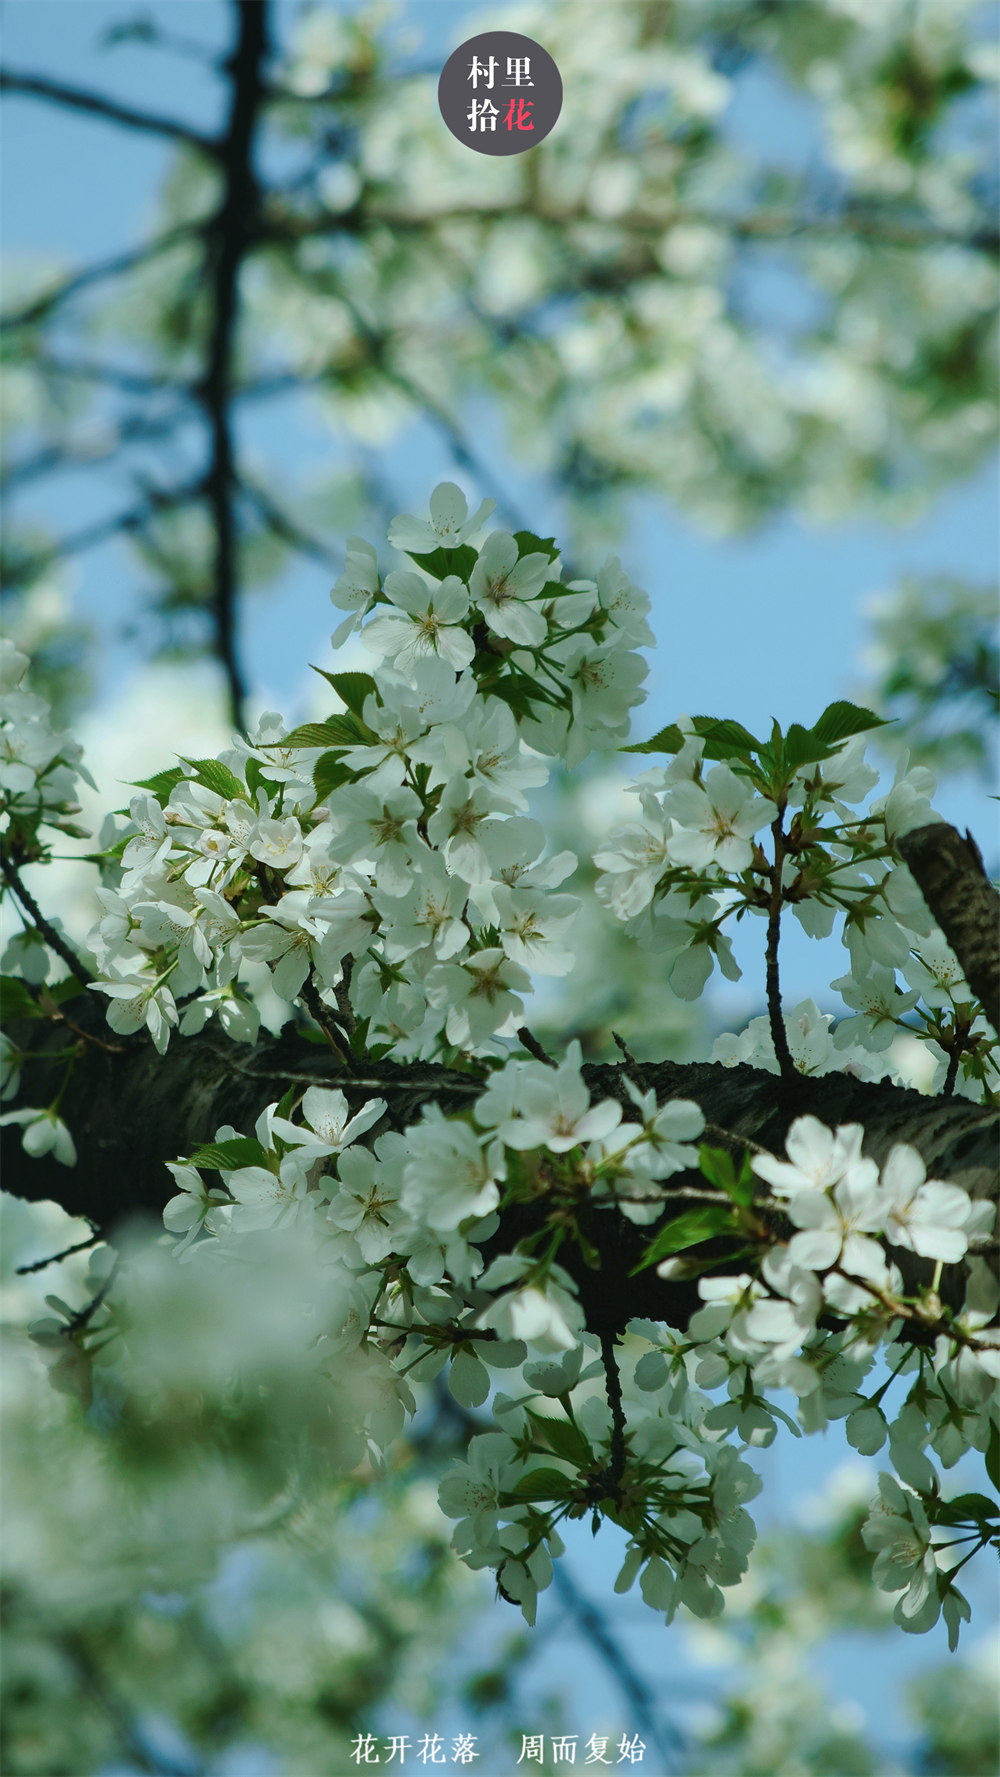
[{"left": 504, "top": 96, "right": 534, "bottom": 132}]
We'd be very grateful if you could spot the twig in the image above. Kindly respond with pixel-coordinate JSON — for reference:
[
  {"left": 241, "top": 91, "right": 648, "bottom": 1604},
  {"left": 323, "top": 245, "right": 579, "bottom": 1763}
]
[
  {"left": 17, "top": 1228, "right": 102, "bottom": 1275},
  {"left": 0, "top": 68, "right": 221, "bottom": 157},
  {"left": 600, "top": 1331, "right": 627, "bottom": 1485},
  {"left": 765, "top": 813, "right": 795, "bottom": 1082},
  {"left": 67, "top": 1256, "right": 119, "bottom": 1333},
  {"left": 517, "top": 1025, "right": 555, "bottom": 1066},
  {"left": 550, "top": 1563, "right": 685, "bottom": 1771},
  {"left": 334, "top": 953, "right": 357, "bottom": 1035},
  {"left": 0, "top": 223, "right": 200, "bottom": 330},
  {"left": 0, "top": 854, "right": 95, "bottom": 985},
  {"left": 612, "top": 1030, "right": 638, "bottom": 1066},
  {"left": 299, "top": 975, "right": 356, "bottom": 1071}
]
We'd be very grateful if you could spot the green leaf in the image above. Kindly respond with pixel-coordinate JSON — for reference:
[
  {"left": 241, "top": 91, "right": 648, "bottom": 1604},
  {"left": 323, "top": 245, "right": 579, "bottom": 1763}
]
[
  {"left": 313, "top": 752, "right": 356, "bottom": 800},
  {"left": 322, "top": 671, "right": 379, "bottom": 719},
  {"left": 623, "top": 715, "right": 762, "bottom": 761},
  {"left": 181, "top": 758, "right": 246, "bottom": 801},
  {"left": 934, "top": 1491, "right": 999, "bottom": 1526},
  {"left": 510, "top": 1466, "right": 576, "bottom": 1503},
  {"left": 46, "top": 977, "right": 86, "bottom": 1007},
  {"left": 189, "top": 1136, "right": 271, "bottom": 1172},
  {"left": 0, "top": 976, "right": 42, "bottom": 1023},
  {"left": 404, "top": 544, "right": 479, "bottom": 583},
  {"left": 513, "top": 531, "right": 559, "bottom": 562},
  {"left": 692, "top": 717, "right": 763, "bottom": 759},
  {"left": 129, "top": 766, "right": 187, "bottom": 800},
  {"left": 987, "top": 1419, "right": 1000, "bottom": 1494},
  {"left": 631, "top": 1204, "right": 736, "bottom": 1274},
  {"left": 527, "top": 1409, "right": 592, "bottom": 1468},
  {"left": 781, "top": 722, "right": 835, "bottom": 774},
  {"left": 274, "top": 714, "right": 376, "bottom": 749},
  {"left": 698, "top": 1145, "right": 754, "bottom": 1208},
  {"left": 622, "top": 723, "right": 685, "bottom": 756},
  {"left": 244, "top": 753, "right": 265, "bottom": 801},
  {"left": 809, "top": 701, "right": 891, "bottom": 748}
]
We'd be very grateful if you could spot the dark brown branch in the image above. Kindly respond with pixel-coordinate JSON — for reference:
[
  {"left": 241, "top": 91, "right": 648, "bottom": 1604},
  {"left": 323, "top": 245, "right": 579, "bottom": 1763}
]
[
  {"left": 195, "top": 0, "right": 269, "bottom": 729},
  {"left": 0, "top": 853, "right": 95, "bottom": 984},
  {"left": 765, "top": 814, "right": 795, "bottom": 1081},
  {"left": 517, "top": 1025, "right": 555, "bottom": 1066},
  {"left": 4, "top": 1000, "right": 994, "bottom": 1338},
  {"left": 600, "top": 1332, "right": 627, "bottom": 1483},
  {"left": 898, "top": 822, "right": 1000, "bottom": 1035},
  {"left": 0, "top": 68, "right": 221, "bottom": 158}
]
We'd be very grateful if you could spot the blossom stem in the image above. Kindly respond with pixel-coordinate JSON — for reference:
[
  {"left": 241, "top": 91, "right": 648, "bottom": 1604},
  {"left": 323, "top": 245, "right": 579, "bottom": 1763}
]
[
  {"left": 765, "top": 813, "right": 795, "bottom": 1082},
  {"left": 942, "top": 1046, "right": 961, "bottom": 1097},
  {"left": 600, "top": 1332, "right": 628, "bottom": 1484},
  {"left": 0, "top": 852, "right": 95, "bottom": 985},
  {"left": 299, "top": 974, "right": 356, "bottom": 1071}
]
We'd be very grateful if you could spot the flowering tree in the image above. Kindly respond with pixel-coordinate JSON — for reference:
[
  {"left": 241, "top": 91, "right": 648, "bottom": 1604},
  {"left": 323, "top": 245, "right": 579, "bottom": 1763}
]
[
  {"left": 3, "top": 0, "right": 998, "bottom": 726},
  {"left": 2, "top": 484, "right": 997, "bottom": 1673}
]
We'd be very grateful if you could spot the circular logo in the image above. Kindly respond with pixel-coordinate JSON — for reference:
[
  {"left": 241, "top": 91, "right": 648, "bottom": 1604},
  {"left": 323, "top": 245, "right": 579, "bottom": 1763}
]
[{"left": 438, "top": 31, "right": 562, "bottom": 156}]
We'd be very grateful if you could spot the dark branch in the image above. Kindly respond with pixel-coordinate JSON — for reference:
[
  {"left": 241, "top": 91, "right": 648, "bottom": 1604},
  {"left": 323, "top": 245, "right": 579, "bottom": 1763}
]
[
  {"left": 0, "top": 853, "right": 95, "bottom": 984},
  {"left": 898, "top": 822, "right": 1000, "bottom": 1035},
  {"left": 0, "top": 68, "right": 221, "bottom": 158},
  {"left": 17, "top": 1229, "right": 101, "bottom": 1275},
  {"left": 195, "top": 0, "right": 269, "bottom": 729},
  {"left": 551, "top": 1564, "right": 684, "bottom": 1770},
  {"left": 0, "top": 224, "right": 200, "bottom": 330}
]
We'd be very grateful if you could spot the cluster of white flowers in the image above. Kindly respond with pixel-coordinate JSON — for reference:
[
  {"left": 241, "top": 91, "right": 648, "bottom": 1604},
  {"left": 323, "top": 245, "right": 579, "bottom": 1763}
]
[
  {"left": 4, "top": 491, "right": 997, "bottom": 1650},
  {"left": 596, "top": 722, "right": 999, "bottom": 1100},
  {"left": 0, "top": 637, "right": 95, "bottom": 840},
  {"left": 69, "top": 484, "right": 647, "bottom": 1068}
]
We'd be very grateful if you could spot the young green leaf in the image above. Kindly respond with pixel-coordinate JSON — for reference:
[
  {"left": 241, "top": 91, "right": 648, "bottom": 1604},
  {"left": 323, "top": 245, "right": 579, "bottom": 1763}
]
[
  {"left": 526, "top": 1409, "right": 592, "bottom": 1469},
  {"left": 809, "top": 700, "right": 891, "bottom": 747},
  {"left": 512, "top": 531, "right": 559, "bottom": 562},
  {"left": 321, "top": 671, "right": 379, "bottom": 719},
  {"left": 631, "top": 1204, "right": 736, "bottom": 1274},
  {"left": 0, "top": 976, "right": 42, "bottom": 1023},
  {"left": 698, "top": 1144, "right": 755, "bottom": 1207},
  {"left": 510, "top": 1466, "right": 576, "bottom": 1502},
  {"left": 189, "top": 1136, "right": 271, "bottom": 1172},
  {"left": 403, "top": 544, "right": 479, "bottom": 583},
  {"left": 313, "top": 753, "right": 356, "bottom": 800},
  {"left": 129, "top": 766, "right": 188, "bottom": 800},
  {"left": 181, "top": 758, "right": 246, "bottom": 801}
]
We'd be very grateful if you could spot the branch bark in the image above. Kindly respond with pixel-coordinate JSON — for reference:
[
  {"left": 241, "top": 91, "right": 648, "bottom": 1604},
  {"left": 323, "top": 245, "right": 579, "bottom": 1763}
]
[
  {"left": 898, "top": 821, "right": 1000, "bottom": 1035},
  {"left": 196, "top": 0, "right": 269, "bottom": 730},
  {"left": 4, "top": 996, "right": 995, "bottom": 1335}
]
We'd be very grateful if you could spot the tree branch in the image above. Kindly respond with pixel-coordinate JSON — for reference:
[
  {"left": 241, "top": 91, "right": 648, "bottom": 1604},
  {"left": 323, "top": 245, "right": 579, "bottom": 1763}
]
[
  {"left": 0, "top": 853, "right": 95, "bottom": 984},
  {"left": 195, "top": 0, "right": 269, "bottom": 730},
  {"left": 4, "top": 1002, "right": 994, "bottom": 1336},
  {"left": 898, "top": 822, "right": 1000, "bottom": 1035},
  {"left": 0, "top": 68, "right": 221, "bottom": 158},
  {"left": 0, "top": 224, "right": 200, "bottom": 330}
]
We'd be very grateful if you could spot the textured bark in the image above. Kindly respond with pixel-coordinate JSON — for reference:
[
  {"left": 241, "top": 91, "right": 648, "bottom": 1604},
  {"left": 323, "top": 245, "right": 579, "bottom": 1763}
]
[
  {"left": 4, "top": 993, "right": 996, "bottom": 1332},
  {"left": 899, "top": 822, "right": 1000, "bottom": 1035}
]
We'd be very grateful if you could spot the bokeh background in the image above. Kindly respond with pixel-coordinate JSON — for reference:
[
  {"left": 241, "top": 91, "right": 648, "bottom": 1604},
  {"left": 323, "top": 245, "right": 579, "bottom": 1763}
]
[{"left": 2, "top": 2, "right": 997, "bottom": 1772}]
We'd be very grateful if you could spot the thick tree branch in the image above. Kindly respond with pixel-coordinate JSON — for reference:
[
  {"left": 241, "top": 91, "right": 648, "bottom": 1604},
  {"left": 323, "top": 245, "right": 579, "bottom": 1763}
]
[
  {"left": 898, "top": 821, "right": 1000, "bottom": 1034},
  {"left": 4, "top": 998, "right": 994, "bottom": 1337},
  {"left": 195, "top": 0, "right": 269, "bottom": 729}
]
